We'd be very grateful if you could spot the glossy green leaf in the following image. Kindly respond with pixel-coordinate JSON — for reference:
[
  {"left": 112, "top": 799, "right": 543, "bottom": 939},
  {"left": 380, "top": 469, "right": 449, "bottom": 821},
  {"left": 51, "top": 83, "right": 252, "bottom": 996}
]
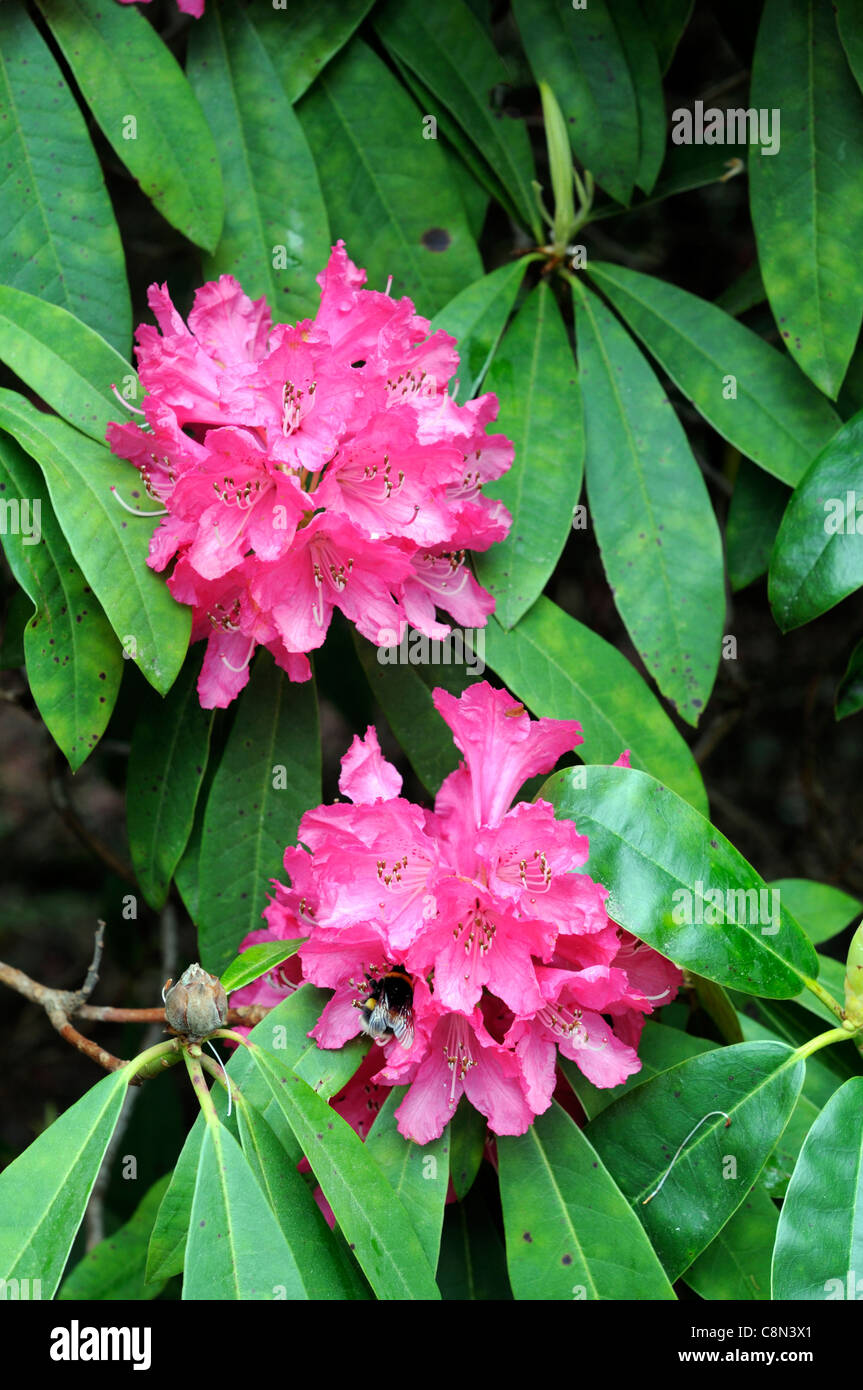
[
  {"left": 513, "top": 0, "right": 638, "bottom": 205},
  {"left": 297, "top": 37, "right": 482, "bottom": 315},
  {"left": 146, "top": 1117, "right": 203, "bottom": 1284},
  {"left": 587, "top": 261, "right": 841, "bottom": 488},
  {"left": 608, "top": 1, "right": 666, "bottom": 195},
  {"left": 683, "top": 1182, "right": 778, "bottom": 1300},
  {"left": 749, "top": 0, "right": 863, "bottom": 397},
  {"left": 837, "top": 638, "right": 863, "bottom": 720},
  {"left": 184, "top": 1120, "right": 310, "bottom": 1300},
  {"left": 475, "top": 283, "right": 584, "bottom": 628},
  {"left": 561, "top": 1020, "right": 715, "bottom": 1121},
  {"left": 352, "top": 630, "right": 465, "bottom": 795},
  {"left": 221, "top": 939, "right": 306, "bottom": 997},
  {"left": 737, "top": 1009, "right": 845, "bottom": 1114},
  {"left": 0, "top": 391, "right": 191, "bottom": 694},
  {"left": 0, "top": 434, "right": 122, "bottom": 769},
  {"left": 59, "top": 1174, "right": 171, "bottom": 1301},
  {"left": 791, "top": 953, "right": 848, "bottom": 1027},
  {"left": 574, "top": 280, "right": 724, "bottom": 724},
  {"left": 545, "top": 765, "right": 819, "bottom": 995},
  {"left": 587, "top": 1041, "right": 805, "bottom": 1280},
  {"left": 768, "top": 410, "right": 863, "bottom": 631},
  {"left": 448, "top": 1096, "right": 487, "bottom": 1201},
  {"left": 769, "top": 878, "right": 863, "bottom": 946},
  {"left": 726, "top": 461, "right": 790, "bottom": 592},
  {"left": 429, "top": 259, "right": 532, "bottom": 405},
  {"left": 760, "top": 1092, "right": 820, "bottom": 1199},
  {"left": 0, "top": 5, "right": 130, "bottom": 354},
  {"left": 249, "top": 1045, "right": 441, "bottom": 1299},
  {"left": 437, "top": 1177, "right": 511, "bottom": 1299},
  {"left": 476, "top": 597, "right": 708, "bottom": 814},
  {"left": 641, "top": 0, "right": 692, "bottom": 73},
  {"left": 366, "top": 1088, "right": 450, "bottom": 1271},
  {"left": 498, "top": 1101, "right": 675, "bottom": 1299},
  {"left": 236, "top": 1104, "right": 365, "bottom": 1299},
  {"left": 195, "top": 652, "right": 320, "bottom": 974},
  {"left": 250, "top": 0, "right": 375, "bottom": 103},
  {"left": 126, "top": 654, "right": 213, "bottom": 910},
  {"left": 0, "top": 1066, "right": 129, "bottom": 1298},
  {"left": 188, "top": 5, "right": 329, "bottom": 323},
  {"left": 36, "top": 0, "right": 223, "bottom": 253},
  {"left": 772, "top": 1076, "right": 863, "bottom": 1299},
  {"left": 374, "top": 0, "right": 539, "bottom": 235},
  {"left": 0, "top": 288, "right": 136, "bottom": 444}
]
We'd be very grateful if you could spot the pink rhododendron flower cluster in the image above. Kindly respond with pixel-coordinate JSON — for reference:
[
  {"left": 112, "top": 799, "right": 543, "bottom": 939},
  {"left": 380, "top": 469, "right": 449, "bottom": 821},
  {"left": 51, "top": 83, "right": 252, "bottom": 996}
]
[
  {"left": 233, "top": 681, "right": 682, "bottom": 1144},
  {"left": 107, "top": 244, "right": 513, "bottom": 708}
]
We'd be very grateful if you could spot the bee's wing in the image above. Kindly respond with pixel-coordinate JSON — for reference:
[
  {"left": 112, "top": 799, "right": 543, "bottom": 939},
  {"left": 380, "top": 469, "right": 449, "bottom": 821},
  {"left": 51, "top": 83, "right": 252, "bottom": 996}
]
[
  {"left": 390, "top": 1009, "right": 415, "bottom": 1050},
  {"left": 361, "top": 1001, "right": 393, "bottom": 1041}
]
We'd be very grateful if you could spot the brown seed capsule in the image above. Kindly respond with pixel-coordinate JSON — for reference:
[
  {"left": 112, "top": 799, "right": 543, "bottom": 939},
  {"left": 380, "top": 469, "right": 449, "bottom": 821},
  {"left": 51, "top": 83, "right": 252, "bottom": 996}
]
[{"left": 163, "top": 963, "right": 227, "bottom": 1038}]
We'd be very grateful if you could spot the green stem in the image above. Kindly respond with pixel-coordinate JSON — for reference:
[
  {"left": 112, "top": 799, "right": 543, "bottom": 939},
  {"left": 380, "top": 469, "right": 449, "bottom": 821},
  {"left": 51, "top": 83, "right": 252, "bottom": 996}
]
[
  {"left": 210, "top": 1027, "right": 251, "bottom": 1049},
  {"left": 790, "top": 1026, "right": 855, "bottom": 1065},
  {"left": 123, "top": 1038, "right": 181, "bottom": 1082},
  {"left": 800, "top": 974, "right": 846, "bottom": 1021},
  {"left": 184, "top": 1049, "right": 220, "bottom": 1130}
]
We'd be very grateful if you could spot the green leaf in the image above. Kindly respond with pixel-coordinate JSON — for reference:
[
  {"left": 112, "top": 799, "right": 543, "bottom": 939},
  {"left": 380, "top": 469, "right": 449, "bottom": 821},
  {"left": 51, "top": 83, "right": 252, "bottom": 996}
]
[
  {"left": 437, "top": 1175, "right": 511, "bottom": 1298},
  {"left": 641, "top": 0, "right": 692, "bottom": 73},
  {"left": 726, "top": 461, "right": 790, "bottom": 593},
  {"left": 221, "top": 939, "right": 306, "bottom": 996},
  {"left": 429, "top": 258, "right": 532, "bottom": 405},
  {"left": 0, "top": 1066, "right": 129, "bottom": 1298},
  {"left": 236, "top": 1103, "right": 366, "bottom": 1299},
  {"left": 146, "top": 1119, "right": 203, "bottom": 1284},
  {"left": 513, "top": 0, "right": 639, "bottom": 205},
  {"left": 768, "top": 410, "right": 863, "bottom": 630},
  {"left": 545, "top": 765, "right": 819, "bottom": 996},
  {"left": 0, "top": 288, "right": 137, "bottom": 444},
  {"left": 769, "top": 878, "right": 863, "bottom": 946},
  {"left": 187, "top": 5, "right": 330, "bottom": 322},
  {"left": 683, "top": 1182, "right": 778, "bottom": 1300},
  {"left": 249, "top": 0, "right": 375, "bottom": 104},
  {"left": 448, "top": 1096, "right": 487, "bottom": 1201},
  {"left": 475, "top": 283, "right": 584, "bottom": 628},
  {"left": 0, "top": 4, "right": 130, "bottom": 354},
  {"left": 608, "top": 1, "right": 666, "bottom": 195},
  {"left": 749, "top": 0, "right": 863, "bottom": 397},
  {"left": 184, "top": 1120, "right": 310, "bottom": 1300},
  {"left": 574, "top": 279, "right": 724, "bottom": 724},
  {"left": 126, "top": 653, "right": 214, "bottom": 910},
  {"left": 560, "top": 1019, "right": 715, "bottom": 1121},
  {"left": 587, "top": 1040, "right": 805, "bottom": 1281},
  {"left": 837, "top": 638, "right": 863, "bottom": 720},
  {"left": 587, "top": 260, "right": 841, "bottom": 488},
  {"left": 0, "top": 391, "right": 191, "bottom": 694},
  {"left": 195, "top": 651, "right": 320, "bottom": 974},
  {"left": 760, "top": 1091, "right": 820, "bottom": 1198},
  {"left": 0, "top": 433, "right": 122, "bottom": 770},
  {"left": 476, "top": 596, "right": 708, "bottom": 814},
  {"left": 59, "top": 1174, "right": 171, "bottom": 1301},
  {"left": 366, "top": 1088, "right": 450, "bottom": 1272},
  {"left": 498, "top": 1101, "right": 675, "bottom": 1299},
  {"left": 792, "top": 953, "right": 848, "bottom": 1027},
  {"left": 249, "top": 1045, "right": 442, "bottom": 1299},
  {"left": 374, "top": 0, "right": 540, "bottom": 236},
  {"left": 738, "top": 1009, "right": 845, "bottom": 1113},
  {"left": 772, "top": 1076, "right": 863, "bottom": 1299},
  {"left": 36, "top": 0, "right": 223, "bottom": 253},
  {"left": 297, "top": 37, "right": 483, "bottom": 315},
  {"left": 351, "top": 630, "right": 465, "bottom": 796}
]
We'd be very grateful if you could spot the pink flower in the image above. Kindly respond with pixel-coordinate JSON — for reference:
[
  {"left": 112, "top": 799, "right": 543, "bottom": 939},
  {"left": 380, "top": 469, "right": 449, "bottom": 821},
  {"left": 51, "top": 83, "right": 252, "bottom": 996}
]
[
  {"left": 233, "top": 682, "right": 683, "bottom": 1144},
  {"left": 108, "top": 244, "right": 513, "bottom": 708}
]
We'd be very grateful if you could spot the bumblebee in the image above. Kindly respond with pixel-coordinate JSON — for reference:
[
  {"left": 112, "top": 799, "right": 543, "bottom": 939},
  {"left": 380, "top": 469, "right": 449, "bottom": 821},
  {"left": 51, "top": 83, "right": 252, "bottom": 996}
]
[{"left": 360, "top": 966, "right": 415, "bottom": 1050}]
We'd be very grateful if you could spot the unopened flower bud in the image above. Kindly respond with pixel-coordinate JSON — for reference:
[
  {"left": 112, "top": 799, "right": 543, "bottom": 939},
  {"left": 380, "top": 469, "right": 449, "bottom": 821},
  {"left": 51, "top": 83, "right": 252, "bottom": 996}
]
[{"left": 163, "top": 963, "right": 227, "bottom": 1038}]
